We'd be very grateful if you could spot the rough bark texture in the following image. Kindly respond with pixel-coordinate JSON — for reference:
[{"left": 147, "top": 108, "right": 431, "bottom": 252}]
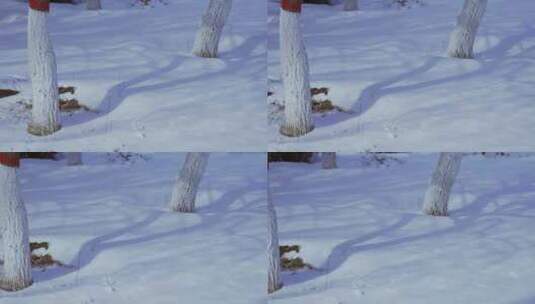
[
  {"left": 343, "top": 0, "right": 358, "bottom": 11},
  {"left": 169, "top": 153, "right": 209, "bottom": 213},
  {"left": 27, "top": 8, "right": 61, "bottom": 136},
  {"left": 279, "top": 8, "right": 314, "bottom": 137},
  {"left": 422, "top": 153, "right": 463, "bottom": 216},
  {"left": 447, "top": 0, "right": 487, "bottom": 59},
  {"left": 321, "top": 152, "right": 337, "bottom": 169},
  {"left": 66, "top": 152, "right": 82, "bottom": 166},
  {"left": 0, "top": 160, "right": 33, "bottom": 291},
  {"left": 267, "top": 182, "right": 282, "bottom": 293},
  {"left": 86, "top": 0, "right": 102, "bottom": 10},
  {"left": 192, "top": 0, "right": 232, "bottom": 58}
]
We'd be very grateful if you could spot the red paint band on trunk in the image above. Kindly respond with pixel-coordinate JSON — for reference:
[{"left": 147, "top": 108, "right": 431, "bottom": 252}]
[
  {"left": 0, "top": 153, "right": 20, "bottom": 168},
  {"left": 281, "top": 0, "right": 301, "bottom": 13},
  {"left": 29, "top": 0, "right": 50, "bottom": 12}
]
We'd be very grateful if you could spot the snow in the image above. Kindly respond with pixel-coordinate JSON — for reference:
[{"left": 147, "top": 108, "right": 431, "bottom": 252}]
[
  {"left": 0, "top": 0, "right": 266, "bottom": 151},
  {"left": 269, "top": 153, "right": 535, "bottom": 304},
  {"left": 0, "top": 153, "right": 266, "bottom": 304},
  {"left": 268, "top": 0, "right": 535, "bottom": 151}
]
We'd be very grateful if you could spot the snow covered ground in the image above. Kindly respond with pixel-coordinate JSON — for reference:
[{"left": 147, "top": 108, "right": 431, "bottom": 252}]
[
  {"left": 0, "top": 0, "right": 266, "bottom": 151},
  {"left": 269, "top": 153, "right": 535, "bottom": 304},
  {"left": 0, "top": 153, "right": 266, "bottom": 304},
  {"left": 268, "top": 0, "right": 535, "bottom": 151}
]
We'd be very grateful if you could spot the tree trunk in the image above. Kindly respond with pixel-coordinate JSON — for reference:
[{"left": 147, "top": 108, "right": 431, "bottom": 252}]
[
  {"left": 321, "top": 152, "right": 337, "bottom": 169},
  {"left": 343, "top": 0, "right": 358, "bottom": 11},
  {"left": 447, "top": 0, "right": 487, "bottom": 59},
  {"left": 169, "top": 153, "right": 209, "bottom": 213},
  {"left": 66, "top": 152, "right": 82, "bottom": 166},
  {"left": 422, "top": 153, "right": 463, "bottom": 216},
  {"left": 86, "top": 0, "right": 102, "bottom": 10},
  {"left": 279, "top": 0, "right": 314, "bottom": 137},
  {"left": 0, "top": 153, "right": 32, "bottom": 291},
  {"left": 192, "top": 0, "right": 233, "bottom": 58},
  {"left": 27, "top": 1, "right": 61, "bottom": 136},
  {"left": 267, "top": 181, "right": 282, "bottom": 293}
]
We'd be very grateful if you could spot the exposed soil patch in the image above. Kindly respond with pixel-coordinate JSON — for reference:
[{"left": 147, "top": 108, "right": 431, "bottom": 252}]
[
  {"left": 0, "top": 89, "right": 19, "bottom": 99},
  {"left": 310, "top": 87, "right": 349, "bottom": 114},
  {"left": 30, "top": 241, "right": 68, "bottom": 268},
  {"left": 279, "top": 244, "right": 315, "bottom": 271}
]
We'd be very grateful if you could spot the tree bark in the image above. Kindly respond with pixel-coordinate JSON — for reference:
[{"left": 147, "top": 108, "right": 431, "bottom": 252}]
[
  {"left": 267, "top": 180, "right": 282, "bottom": 293},
  {"left": 422, "top": 153, "right": 463, "bottom": 216},
  {"left": 27, "top": 2, "right": 61, "bottom": 136},
  {"left": 66, "top": 152, "right": 82, "bottom": 166},
  {"left": 279, "top": 0, "right": 314, "bottom": 137},
  {"left": 192, "top": 0, "right": 233, "bottom": 58},
  {"left": 169, "top": 153, "right": 209, "bottom": 213},
  {"left": 86, "top": 0, "right": 102, "bottom": 10},
  {"left": 447, "top": 0, "right": 487, "bottom": 59},
  {"left": 0, "top": 153, "right": 32, "bottom": 291},
  {"left": 343, "top": 0, "right": 358, "bottom": 11},
  {"left": 321, "top": 152, "right": 337, "bottom": 169}
]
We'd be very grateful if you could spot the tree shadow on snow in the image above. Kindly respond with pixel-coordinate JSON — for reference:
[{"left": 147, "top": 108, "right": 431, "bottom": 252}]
[
  {"left": 313, "top": 25, "right": 535, "bottom": 132},
  {"left": 0, "top": 178, "right": 265, "bottom": 298},
  {"left": 275, "top": 177, "right": 535, "bottom": 299},
  {"left": 57, "top": 33, "right": 265, "bottom": 138}
]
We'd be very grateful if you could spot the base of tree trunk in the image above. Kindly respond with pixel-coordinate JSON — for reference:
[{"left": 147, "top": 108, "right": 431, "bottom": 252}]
[
  {"left": 423, "top": 207, "right": 448, "bottom": 217},
  {"left": 268, "top": 282, "right": 283, "bottom": 294},
  {"left": 279, "top": 124, "right": 314, "bottom": 137},
  {"left": 0, "top": 278, "right": 33, "bottom": 292},
  {"left": 27, "top": 123, "right": 61, "bottom": 136},
  {"left": 170, "top": 204, "right": 195, "bottom": 213},
  {"left": 193, "top": 50, "right": 217, "bottom": 58}
]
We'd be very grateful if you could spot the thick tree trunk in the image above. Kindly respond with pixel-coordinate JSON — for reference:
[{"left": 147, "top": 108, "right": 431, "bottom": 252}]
[
  {"left": 279, "top": 0, "right": 314, "bottom": 137},
  {"left": 447, "top": 0, "right": 487, "bottom": 59},
  {"left": 192, "top": 0, "right": 233, "bottom": 58},
  {"left": 0, "top": 153, "right": 32, "bottom": 291},
  {"left": 422, "top": 153, "right": 463, "bottom": 216},
  {"left": 267, "top": 182, "right": 282, "bottom": 293},
  {"left": 321, "top": 152, "right": 337, "bottom": 169},
  {"left": 66, "top": 152, "right": 82, "bottom": 166},
  {"left": 343, "top": 0, "right": 358, "bottom": 11},
  {"left": 27, "top": 2, "right": 61, "bottom": 136},
  {"left": 86, "top": 0, "right": 102, "bottom": 10},
  {"left": 169, "top": 153, "right": 209, "bottom": 213}
]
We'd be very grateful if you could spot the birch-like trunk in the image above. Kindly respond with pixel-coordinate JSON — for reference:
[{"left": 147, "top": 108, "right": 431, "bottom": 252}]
[
  {"left": 279, "top": 1, "right": 314, "bottom": 137},
  {"left": 447, "top": 0, "right": 487, "bottom": 59},
  {"left": 343, "top": 0, "right": 358, "bottom": 11},
  {"left": 27, "top": 5, "right": 61, "bottom": 136},
  {"left": 0, "top": 157, "right": 32, "bottom": 291},
  {"left": 86, "top": 0, "right": 102, "bottom": 10},
  {"left": 192, "top": 0, "right": 233, "bottom": 58},
  {"left": 422, "top": 153, "right": 463, "bottom": 216},
  {"left": 267, "top": 182, "right": 282, "bottom": 293},
  {"left": 169, "top": 153, "right": 209, "bottom": 213},
  {"left": 66, "top": 152, "right": 82, "bottom": 166},
  {"left": 321, "top": 152, "right": 337, "bottom": 169}
]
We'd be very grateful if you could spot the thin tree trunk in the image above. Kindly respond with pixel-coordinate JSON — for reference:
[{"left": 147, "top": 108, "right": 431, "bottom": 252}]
[
  {"left": 343, "top": 0, "right": 358, "bottom": 11},
  {"left": 321, "top": 152, "right": 337, "bottom": 169},
  {"left": 169, "top": 153, "right": 209, "bottom": 213},
  {"left": 27, "top": 0, "right": 61, "bottom": 136},
  {"left": 447, "top": 0, "right": 487, "bottom": 59},
  {"left": 279, "top": 0, "right": 314, "bottom": 137},
  {"left": 422, "top": 153, "right": 463, "bottom": 216},
  {"left": 192, "top": 0, "right": 233, "bottom": 58},
  {"left": 66, "top": 152, "right": 82, "bottom": 166},
  {"left": 0, "top": 153, "right": 32, "bottom": 291},
  {"left": 267, "top": 180, "right": 282, "bottom": 293},
  {"left": 86, "top": 0, "right": 102, "bottom": 10}
]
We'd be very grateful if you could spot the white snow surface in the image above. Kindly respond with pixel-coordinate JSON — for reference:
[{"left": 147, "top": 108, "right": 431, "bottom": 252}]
[
  {"left": 269, "top": 153, "right": 535, "bottom": 304},
  {"left": 268, "top": 0, "right": 535, "bottom": 151},
  {"left": 0, "top": 153, "right": 266, "bottom": 304},
  {"left": 0, "top": 0, "right": 266, "bottom": 151}
]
